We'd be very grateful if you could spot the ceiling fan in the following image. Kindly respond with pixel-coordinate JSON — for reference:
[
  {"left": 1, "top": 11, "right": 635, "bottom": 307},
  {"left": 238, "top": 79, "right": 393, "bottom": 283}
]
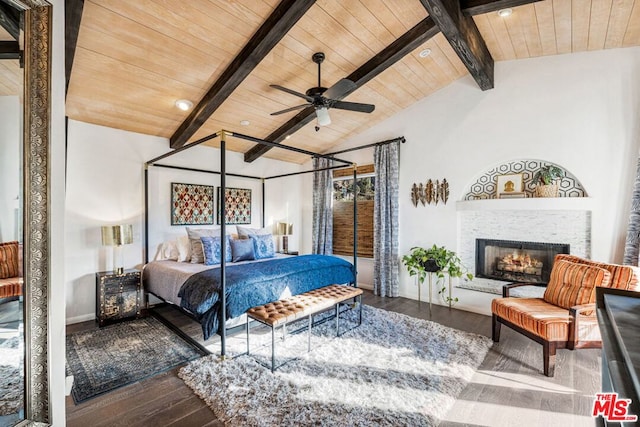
[{"left": 270, "top": 52, "right": 375, "bottom": 130}]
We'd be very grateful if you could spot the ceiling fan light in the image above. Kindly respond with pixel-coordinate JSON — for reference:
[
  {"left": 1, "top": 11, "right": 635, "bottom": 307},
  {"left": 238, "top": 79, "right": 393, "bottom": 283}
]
[
  {"left": 315, "top": 106, "right": 331, "bottom": 126},
  {"left": 175, "top": 99, "right": 193, "bottom": 111}
]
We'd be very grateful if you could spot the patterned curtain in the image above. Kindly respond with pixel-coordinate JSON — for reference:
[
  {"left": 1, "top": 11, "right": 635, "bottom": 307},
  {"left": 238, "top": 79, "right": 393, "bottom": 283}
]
[
  {"left": 374, "top": 142, "right": 400, "bottom": 297},
  {"left": 623, "top": 157, "right": 640, "bottom": 265},
  {"left": 312, "top": 157, "right": 333, "bottom": 255}
]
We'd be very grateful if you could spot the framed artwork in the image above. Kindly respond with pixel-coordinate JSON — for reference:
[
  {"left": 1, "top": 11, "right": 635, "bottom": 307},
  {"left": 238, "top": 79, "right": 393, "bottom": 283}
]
[
  {"left": 171, "top": 183, "right": 214, "bottom": 225},
  {"left": 496, "top": 173, "right": 525, "bottom": 198},
  {"left": 217, "top": 187, "right": 252, "bottom": 224}
]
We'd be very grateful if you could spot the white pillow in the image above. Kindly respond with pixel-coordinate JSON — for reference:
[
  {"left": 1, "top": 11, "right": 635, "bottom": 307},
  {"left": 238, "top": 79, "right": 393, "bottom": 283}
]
[
  {"left": 161, "top": 240, "right": 179, "bottom": 261},
  {"left": 186, "top": 227, "right": 221, "bottom": 263},
  {"left": 236, "top": 225, "right": 272, "bottom": 240},
  {"left": 176, "top": 235, "right": 191, "bottom": 262}
]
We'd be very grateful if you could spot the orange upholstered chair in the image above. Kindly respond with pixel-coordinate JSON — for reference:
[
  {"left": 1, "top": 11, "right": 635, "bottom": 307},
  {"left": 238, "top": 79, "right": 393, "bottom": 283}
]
[
  {"left": 0, "top": 241, "right": 23, "bottom": 299},
  {"left": 491, "top": 255, "right": 638, "bottom": 376}
]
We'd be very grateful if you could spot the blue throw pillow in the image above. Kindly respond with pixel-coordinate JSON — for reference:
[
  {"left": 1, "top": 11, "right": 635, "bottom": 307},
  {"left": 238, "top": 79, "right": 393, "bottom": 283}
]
[
  {"left": 250, "top": 233, "right": 275, "bottom": 260},
  {"left": 230, "top": 238, "right": 255, "bottom": 262},
  {"left": 200, "top": 235, "right": 232, "bottom": 265}
]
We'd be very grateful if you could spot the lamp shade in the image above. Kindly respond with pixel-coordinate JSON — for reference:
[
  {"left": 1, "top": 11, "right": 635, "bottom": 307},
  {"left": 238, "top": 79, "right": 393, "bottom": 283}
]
[
  {"left": 101, "top": 224, "right": 133, "bottom": 246},
  {"left": 277, "top": 222, "right": 293, "bottom": 235},
  {"left": 315, "top": 106, "right": 331, "bottom": 126}
]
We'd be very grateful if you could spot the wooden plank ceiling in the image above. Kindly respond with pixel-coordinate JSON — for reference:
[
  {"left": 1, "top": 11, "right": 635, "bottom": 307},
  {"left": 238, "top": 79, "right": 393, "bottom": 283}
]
[{"left": 65, "top": 0, "right": 640, "bottom": 164}]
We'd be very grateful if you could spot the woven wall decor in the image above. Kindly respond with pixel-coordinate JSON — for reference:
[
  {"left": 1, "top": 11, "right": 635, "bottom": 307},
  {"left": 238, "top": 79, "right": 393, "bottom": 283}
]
[{"left": 463, "top": 160, "right": 587, "bottom": 200}]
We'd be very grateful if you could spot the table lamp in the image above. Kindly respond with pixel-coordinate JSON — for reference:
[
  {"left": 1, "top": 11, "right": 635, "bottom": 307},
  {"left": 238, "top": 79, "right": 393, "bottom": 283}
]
[
  {"left": 277, "top": 222, "right": 293, "bottom": 254},
  {"left": 101, "top": 224, "right": 133, "bottom": 274}
]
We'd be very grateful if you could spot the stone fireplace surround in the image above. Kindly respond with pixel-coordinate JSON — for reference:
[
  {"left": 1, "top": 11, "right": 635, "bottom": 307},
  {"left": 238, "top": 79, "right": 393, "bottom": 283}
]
[{"left": 457, "top": 198, "right": 593, "bottom": 291}]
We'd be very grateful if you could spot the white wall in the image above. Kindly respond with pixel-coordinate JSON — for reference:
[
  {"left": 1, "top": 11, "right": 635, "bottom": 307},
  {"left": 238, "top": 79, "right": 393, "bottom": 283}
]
[
  {"left": 318, "top": 47, "right": 640, "bottom": 302},
  {"left": 0, "top": 96, "right": 20, "bottom": 242},
  {"left": 64, "top": 120, "right": 303, "bottom": 323}
]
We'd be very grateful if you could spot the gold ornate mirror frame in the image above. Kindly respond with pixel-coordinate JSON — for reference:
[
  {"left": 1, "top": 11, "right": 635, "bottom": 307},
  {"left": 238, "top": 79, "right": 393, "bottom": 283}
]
[{"left": 6, "top": 0, "right": 52, "bottom": 424}]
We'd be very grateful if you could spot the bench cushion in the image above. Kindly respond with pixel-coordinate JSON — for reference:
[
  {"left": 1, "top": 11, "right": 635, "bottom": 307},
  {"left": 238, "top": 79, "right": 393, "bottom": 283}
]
[{"left": 247, "top": 284, "right": 363, "bottom": 327}]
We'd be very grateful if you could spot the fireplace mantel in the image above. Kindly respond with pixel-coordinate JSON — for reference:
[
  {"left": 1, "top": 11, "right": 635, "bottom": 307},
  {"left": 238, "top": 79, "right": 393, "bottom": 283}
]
[{"left": 456, "top": 197, "right": 594, "bottom": 212}]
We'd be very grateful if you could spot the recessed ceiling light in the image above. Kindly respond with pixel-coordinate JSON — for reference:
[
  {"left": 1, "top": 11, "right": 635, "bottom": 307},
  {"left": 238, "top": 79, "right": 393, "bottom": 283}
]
[
  {"left": 285, "top": 135, "right": 291, "bottom": 140},
  {"left": 240, "top": 120, "right": 250, "bottom": 126},
  {"left": 419, "top": 48, "right": 432, "bottom": 58},
  {"left": 175, "top": 99, "right": 193, "bottom": 111},
  {"left": 497, "top": 8, "right": 512, "bottom": 17}
]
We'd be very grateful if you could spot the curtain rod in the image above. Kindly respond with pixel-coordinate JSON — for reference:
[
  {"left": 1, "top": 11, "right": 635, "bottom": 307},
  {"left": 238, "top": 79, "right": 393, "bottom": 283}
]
[{"left": 323, "top": 136, "right": 405, "bottom": 156}]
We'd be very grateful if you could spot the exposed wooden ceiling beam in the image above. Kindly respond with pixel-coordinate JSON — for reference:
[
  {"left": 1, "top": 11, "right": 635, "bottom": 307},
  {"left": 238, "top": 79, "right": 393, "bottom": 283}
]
[
  {"left": 0, "top": 40, "right": 20, "bottom": 60},
  {"left": 0, "top": 2, "right": 20, "bottom": 41},
  {"left": 461, "top": 0, "right": 543, "bottom": 16},
  {"left": 65, "top": 0, "right": 85, "bottom": 95},
  {"left": 419, "top": 0, "right": 493, "bottom": 90},
  {"left": 244, "top": 17, "right": 440, "bottom": 163},
  {"left": 170, "top": 0, "right": 316, "bottom": 149}
]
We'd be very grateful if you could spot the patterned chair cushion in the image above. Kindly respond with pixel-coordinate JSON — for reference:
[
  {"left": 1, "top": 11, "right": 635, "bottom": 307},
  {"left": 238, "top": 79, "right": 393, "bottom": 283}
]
[
  {"left": 555, "top": 254, "right": 639, "bottom": 291},
  {"left": 0, "top": 241, "right": 19, "bottom": 280},
  {"left": 543, "top": 259, "right": 610, "bottom": 309},
  {"left": 0, "top": 277, "right": 23, "bottom": 298},
  {"left": 491, "top": 298, "right": 571, "bottom": 341}
]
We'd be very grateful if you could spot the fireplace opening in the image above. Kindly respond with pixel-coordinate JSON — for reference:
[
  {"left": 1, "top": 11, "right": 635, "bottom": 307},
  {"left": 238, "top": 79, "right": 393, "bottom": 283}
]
[{"left": 476, "top": 239, "right": 570, "bottom": 283}]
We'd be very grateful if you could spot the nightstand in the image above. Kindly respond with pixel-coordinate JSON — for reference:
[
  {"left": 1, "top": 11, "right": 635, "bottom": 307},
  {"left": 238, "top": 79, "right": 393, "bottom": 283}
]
[{"left": 95, "top": 269, "right": 143, "bottom": 327}]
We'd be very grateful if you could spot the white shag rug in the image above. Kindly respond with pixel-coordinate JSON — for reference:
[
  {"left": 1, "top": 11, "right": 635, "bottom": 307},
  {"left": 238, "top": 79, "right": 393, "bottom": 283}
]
[
  {"left": 179, "top": 305, "right": 492, "bottom": 426},
  {"left": 0, "top": 336, "right": 24, "bottom": 416}
]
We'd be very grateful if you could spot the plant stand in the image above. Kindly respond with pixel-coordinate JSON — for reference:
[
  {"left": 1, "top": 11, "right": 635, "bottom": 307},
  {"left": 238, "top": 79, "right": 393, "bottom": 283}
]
[
  {"left": 428, "top": 273, "right": 433, "bottom": 315},
  {"left": 447, "top": 276, "right": 452, "bottom": 308}
]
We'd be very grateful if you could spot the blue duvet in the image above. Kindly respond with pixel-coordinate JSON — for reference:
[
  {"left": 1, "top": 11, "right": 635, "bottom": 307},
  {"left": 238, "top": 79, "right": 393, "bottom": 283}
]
[{"left": 178, "top": 254, "right": 355, "bottom": 340}]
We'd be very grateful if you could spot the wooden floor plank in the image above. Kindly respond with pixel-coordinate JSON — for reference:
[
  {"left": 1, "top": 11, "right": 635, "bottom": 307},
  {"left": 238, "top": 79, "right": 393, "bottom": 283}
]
[{"left": 65, "top": 290, "right": 600, "bottom": 426}]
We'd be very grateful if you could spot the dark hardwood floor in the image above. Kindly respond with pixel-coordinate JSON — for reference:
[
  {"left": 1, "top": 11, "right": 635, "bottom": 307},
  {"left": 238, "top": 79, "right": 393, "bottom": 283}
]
[{"left": 66, "top": 291, "right": 599, "bottom": 427}]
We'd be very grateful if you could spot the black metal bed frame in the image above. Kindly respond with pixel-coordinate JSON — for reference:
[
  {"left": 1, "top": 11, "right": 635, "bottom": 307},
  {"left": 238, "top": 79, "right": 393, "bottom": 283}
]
[{"left": 143, "top": 130, "right": 404, "bottom": 357}]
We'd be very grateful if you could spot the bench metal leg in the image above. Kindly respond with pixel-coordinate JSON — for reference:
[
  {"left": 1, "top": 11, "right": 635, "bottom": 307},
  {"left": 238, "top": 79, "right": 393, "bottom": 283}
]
[
  {"left": 246, "top": 316, "right": 250, "bottom": 355},
  {"left": 335, "top": 304, "right": 340, "bottom": 336},
  {"left": 271, "top": 326, "right": 276, "bottom": 373},
  {"left": 308, "top": 314, "right": 312, "bottom": 352},
  {"left": 359, "top": 295, "right": 363, "bottom": 326}
]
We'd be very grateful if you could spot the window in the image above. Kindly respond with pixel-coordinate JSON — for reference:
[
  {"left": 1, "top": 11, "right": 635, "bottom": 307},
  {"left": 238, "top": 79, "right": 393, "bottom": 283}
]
[{"left": 332, "top": 165, "right": 374, "bottom": 258}]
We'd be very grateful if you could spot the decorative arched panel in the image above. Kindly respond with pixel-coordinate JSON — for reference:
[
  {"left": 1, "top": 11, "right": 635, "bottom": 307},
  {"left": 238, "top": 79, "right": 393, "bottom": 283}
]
[{"left": 463, "top": 160, "right": 587, "bottom": 200}]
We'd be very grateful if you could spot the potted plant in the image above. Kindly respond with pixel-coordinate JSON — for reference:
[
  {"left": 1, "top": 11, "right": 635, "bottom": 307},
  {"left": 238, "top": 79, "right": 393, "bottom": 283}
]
[
  {"left": 402, "top": 245, "right": 473, "bottom": 308},
  {"left": 532, "top": 165, "right": 564, "bottom": 198}
]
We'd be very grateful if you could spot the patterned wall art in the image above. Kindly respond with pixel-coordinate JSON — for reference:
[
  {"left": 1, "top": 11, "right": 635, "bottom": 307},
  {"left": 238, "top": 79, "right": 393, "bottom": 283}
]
[
  {"left": 217, "top": 187, "right": 252, "bottom": 225},
  {"left": 171, "top": 183, "right": 214, "bottom": 225},
  {"left": 411, "top": 178, "right": 449, "bottom": 207},
  {"left": 463, "top": 160, "right": 587, "bottom": 200}
]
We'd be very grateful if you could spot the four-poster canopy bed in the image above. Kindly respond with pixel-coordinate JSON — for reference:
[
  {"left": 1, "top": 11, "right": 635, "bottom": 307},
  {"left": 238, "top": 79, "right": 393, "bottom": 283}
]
[{"left": 142, "top": 130, "right": 361, "bottom": 356}]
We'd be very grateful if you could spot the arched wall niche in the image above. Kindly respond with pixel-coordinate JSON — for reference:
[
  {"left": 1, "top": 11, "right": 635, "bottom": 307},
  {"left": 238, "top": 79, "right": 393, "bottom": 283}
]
[{"left": 463, "top": 159, "right": 587, "bottom": 200}]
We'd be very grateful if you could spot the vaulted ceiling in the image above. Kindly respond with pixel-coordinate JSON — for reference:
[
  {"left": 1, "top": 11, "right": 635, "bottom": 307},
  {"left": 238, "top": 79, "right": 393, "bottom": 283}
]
[{"left": 62, "top": 0, "right": 640, "bottom": 164}]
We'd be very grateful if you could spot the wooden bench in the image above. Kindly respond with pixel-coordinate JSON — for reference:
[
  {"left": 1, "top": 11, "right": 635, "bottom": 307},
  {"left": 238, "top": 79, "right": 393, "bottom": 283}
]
[{"left": 246, "top": 284, "right": 363, "bottom": 372}]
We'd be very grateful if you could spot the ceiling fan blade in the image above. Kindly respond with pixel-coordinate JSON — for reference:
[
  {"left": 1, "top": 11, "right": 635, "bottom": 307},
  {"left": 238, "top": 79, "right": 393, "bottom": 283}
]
[
  {"left": 323, "top": 78, "right": 357, "bottom": 99},
  {"left": 330, "top": 100, "right": 375, "bottom": 113},
  {"left": 270, "top": 104, "right": 311, "bottom": 116},
  {"left": 270, "top": 84, "right": 314, "bottom": 102}
]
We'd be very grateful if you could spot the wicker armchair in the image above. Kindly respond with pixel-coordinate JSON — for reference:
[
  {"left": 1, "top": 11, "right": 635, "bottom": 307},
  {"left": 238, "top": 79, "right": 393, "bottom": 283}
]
[{"left": 491, "top": 254, "right": 638, "bottom": 377}]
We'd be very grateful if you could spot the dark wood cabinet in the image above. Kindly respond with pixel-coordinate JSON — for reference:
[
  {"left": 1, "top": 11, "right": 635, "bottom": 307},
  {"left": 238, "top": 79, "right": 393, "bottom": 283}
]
[{"left": 96, "top": 269, "right": 142, "bottom": 327}]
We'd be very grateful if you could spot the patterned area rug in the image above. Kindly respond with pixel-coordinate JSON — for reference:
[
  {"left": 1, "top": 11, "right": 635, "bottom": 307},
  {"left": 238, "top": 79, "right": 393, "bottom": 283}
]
[
  {"left": 179, "top": 305, "right": 492, "bottom": 426},
  {"left": 66, "top": 316, "right": 205, "bottom": 403},
  {"left": 457, "top": 280, "right": 546, "bottom": 298},
  {"left": 0, "top": 336, "right": 23, "bottom": 416}
]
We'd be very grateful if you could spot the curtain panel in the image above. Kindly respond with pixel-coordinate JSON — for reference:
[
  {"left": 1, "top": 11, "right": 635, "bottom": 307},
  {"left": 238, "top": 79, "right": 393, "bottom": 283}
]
[
  {"left": 312, "top": 157, "right": 333, "bottom": 255},
  {"left": 374, "top": 142, "right": 400, "bottom": 297}
]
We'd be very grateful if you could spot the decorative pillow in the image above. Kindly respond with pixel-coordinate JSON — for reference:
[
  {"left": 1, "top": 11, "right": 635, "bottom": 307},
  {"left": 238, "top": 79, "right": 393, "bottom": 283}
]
[
  {"left": 186, "top": 227, "right": 220, "bottom": 263},
  {"left": 231, "top": 238, "right": 255, "bottom": 262},
  {"left": 236, "top": 225, "right": 271, "bottom": 240},
  {"left": 249, "top": 233, "right": 275, "bottom": 260},
  {"left": 176, "top": 235, "right": 191, "bottom": 262},
  {"left": 543, "top": 259, "right": 611, "bottom": 309},
  {"left": 200, "top": 236, "right": 232, "bottom": 265},
  {"left": 161, "top": 240, "right": 179, "bottom": 261},
  {"left": 0, "top": 241, "right": 19, "bottom": 280}
]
